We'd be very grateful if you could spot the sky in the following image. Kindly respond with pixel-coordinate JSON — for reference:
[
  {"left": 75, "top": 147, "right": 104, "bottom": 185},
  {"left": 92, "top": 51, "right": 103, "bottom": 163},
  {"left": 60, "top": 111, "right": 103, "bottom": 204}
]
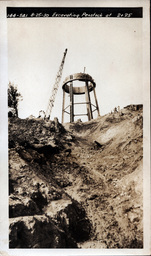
[{"left": 8, "top": 13, "right": 143, "bottom": 122}]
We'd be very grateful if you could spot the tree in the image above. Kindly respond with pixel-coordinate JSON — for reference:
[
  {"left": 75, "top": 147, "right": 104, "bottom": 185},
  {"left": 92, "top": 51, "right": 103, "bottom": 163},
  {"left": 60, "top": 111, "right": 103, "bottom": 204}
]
[{"left": 8, "top": 82, "right": 22, "bottom": 117}]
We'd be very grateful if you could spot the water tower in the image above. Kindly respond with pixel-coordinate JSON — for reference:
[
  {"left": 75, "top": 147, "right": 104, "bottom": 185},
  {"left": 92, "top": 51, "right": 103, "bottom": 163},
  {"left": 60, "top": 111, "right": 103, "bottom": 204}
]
[{"left": 62, "top": 73, "right": 100, "bottom": 123}]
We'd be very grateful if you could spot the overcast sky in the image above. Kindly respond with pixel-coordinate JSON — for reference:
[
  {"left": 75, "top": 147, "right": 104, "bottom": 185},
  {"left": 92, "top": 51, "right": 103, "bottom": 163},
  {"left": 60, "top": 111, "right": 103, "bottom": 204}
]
[{"left": 8, "top": 13, "right": 143, "bottom": 122}]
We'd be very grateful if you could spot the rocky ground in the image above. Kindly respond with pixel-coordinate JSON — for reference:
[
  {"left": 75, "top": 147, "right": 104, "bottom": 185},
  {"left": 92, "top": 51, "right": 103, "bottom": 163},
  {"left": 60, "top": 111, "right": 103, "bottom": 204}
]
[{"left": 9, "top": 104, "right": 143, "bottom": 248}]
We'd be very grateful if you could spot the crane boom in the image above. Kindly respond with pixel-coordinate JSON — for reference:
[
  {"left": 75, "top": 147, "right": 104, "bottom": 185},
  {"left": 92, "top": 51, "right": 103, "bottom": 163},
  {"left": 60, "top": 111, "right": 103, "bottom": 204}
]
[{"left": 45, "top": 49, "right": 68, "bottom": 119}]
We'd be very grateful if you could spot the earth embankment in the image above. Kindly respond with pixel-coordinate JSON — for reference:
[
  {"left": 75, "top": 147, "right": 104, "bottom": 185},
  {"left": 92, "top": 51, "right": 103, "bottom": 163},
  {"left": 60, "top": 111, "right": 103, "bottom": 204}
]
[{"left": 9, "top": 105, "right": 143, "bottom": 248}]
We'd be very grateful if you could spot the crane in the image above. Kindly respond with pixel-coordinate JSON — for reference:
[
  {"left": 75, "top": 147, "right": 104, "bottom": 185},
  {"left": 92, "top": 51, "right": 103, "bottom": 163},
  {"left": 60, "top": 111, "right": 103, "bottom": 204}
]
[{"left": 44, "top": 48, "right": 68, "bottom": 119}]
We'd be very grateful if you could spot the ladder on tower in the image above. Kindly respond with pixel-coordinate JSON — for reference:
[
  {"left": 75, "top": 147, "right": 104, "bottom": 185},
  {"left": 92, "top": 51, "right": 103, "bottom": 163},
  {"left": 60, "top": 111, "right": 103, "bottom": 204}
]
[{"left": 44, "top": 48, "right": 68, "bottom": 119}]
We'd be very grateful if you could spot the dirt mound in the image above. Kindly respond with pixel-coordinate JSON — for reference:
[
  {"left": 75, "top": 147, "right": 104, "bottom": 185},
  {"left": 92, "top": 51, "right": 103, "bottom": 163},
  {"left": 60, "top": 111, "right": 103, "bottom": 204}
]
[
  {"left": 9, "top": 105, "right": 143, "bottom": 248},
  {"left": 9, "top": 117, "right": 92, "bottom": 248}
]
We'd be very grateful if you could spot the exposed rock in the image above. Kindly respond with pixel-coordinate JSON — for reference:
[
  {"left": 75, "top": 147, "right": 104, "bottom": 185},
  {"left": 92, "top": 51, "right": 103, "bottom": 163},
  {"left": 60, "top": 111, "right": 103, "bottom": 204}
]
[
  {"left": 56, "top": 201, "right": 92, "bottom": 242},
  {"left": 9, "top": 195, "right": 41, "bottom": 217},
  {"left": 9, "top": 105, "right": 143, "bottom": 248},
  {"left": 9, "top": 215, "right": 77, "bottom": 248}
]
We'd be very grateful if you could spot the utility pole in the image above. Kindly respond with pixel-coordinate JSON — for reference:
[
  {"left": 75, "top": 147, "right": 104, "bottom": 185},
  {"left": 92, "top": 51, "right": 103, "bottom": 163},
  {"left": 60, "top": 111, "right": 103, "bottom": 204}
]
[{"left": 44, "top": 49, "right": 68, "bottom": 119}]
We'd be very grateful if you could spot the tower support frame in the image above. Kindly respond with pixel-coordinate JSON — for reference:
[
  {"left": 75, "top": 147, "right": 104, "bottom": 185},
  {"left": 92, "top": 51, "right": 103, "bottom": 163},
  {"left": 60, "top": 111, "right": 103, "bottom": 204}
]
[{"left": 62, "top": 73, "right": 100, "bottom": 123}]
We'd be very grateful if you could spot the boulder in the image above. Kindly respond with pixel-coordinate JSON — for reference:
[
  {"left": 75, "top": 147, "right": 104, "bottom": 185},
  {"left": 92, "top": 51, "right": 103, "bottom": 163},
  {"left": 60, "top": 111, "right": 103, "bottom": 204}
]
[
  {"left": 9, "top": 195, "right": 41, "bottom": 218},
  {"left": 9, "top": 215, "right": 77, "bottom": 248}
]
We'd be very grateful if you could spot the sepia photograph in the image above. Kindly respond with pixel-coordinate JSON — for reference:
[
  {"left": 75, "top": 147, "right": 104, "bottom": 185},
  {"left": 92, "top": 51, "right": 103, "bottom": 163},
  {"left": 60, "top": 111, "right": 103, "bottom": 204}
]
[{"left": 0, "top": 0, "right": 150, "bottom": 255}]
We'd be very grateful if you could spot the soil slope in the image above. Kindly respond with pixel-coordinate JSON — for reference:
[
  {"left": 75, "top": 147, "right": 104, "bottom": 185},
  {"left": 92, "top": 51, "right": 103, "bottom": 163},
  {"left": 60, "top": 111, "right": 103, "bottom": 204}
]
[{"left": 9, "top": 105, "right": 143, "bottom": 248}]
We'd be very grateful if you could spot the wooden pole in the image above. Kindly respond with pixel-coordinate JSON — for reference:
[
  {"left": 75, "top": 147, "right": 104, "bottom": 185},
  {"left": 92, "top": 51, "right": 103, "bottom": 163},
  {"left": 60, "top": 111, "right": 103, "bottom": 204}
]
[
  {"left": 62, "top": 90, "right": 65, "bottom": 123},
  {"left": 93, "top": 88, "right": 100, "bottom": 116},
  {"left": 85, "top": 81, "right": 93, "bottom": 120},
  {"left": 69, "top": 75, "right": 74, "bottom": 122}
]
